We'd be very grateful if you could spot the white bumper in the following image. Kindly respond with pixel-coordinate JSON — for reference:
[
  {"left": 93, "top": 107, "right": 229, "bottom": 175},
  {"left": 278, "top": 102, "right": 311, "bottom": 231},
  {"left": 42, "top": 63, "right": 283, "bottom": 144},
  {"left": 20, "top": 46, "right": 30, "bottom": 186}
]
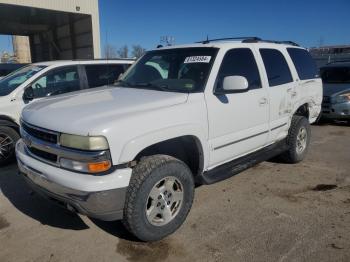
[{"left": 16, "top": 139, "right": 132, "bottom": 192}]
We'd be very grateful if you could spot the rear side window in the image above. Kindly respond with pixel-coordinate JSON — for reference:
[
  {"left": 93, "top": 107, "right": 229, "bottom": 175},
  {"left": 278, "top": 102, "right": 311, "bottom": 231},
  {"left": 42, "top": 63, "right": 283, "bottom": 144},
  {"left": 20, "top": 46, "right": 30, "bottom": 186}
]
[
  {"left": 260, "top": 49, "right": 293, "bottom": 87},
  {"left": 85, "top": 64, "right": 126, "bottom": 89},
  {"left": 287, "top": 48, "right": 318, "bottom": 80},
  {"left": 217, "top": 48, "right": 261, "bottom": 90}
]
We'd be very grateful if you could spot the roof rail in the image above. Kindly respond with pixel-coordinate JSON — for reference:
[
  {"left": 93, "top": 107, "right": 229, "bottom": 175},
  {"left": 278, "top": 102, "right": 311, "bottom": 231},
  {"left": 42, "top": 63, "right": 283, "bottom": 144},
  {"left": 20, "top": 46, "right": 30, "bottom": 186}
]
[
  {"left": 242, "top": 39, "right": 300, "bottom": 46},
  {"left": 196, "top": 37, "right": 299, "bottom": 46},
  {"left": 196, "top": 37, "right": 261, "bottom": 44}
]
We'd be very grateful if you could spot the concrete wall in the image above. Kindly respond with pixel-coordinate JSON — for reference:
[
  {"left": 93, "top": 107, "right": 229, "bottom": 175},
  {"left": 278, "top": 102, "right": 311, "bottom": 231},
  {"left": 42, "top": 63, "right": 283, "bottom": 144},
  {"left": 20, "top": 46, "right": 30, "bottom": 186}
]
[
  {"left": 12, "top": 36, "right": 31, "bottom": 63},
  {"left": 0, "top": 0, "right": 101, "bottom": 58}
]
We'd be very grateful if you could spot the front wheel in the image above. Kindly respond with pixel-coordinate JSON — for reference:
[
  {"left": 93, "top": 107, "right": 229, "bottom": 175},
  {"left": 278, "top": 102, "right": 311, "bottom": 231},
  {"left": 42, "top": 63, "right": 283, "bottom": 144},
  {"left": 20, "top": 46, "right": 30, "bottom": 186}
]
[
  {"left": 280, "top": 116, "right": 311, "bottom": 164},
  {"left": 123, "top": 155, "right": 194, "bottom": 242},
  {"left": 0, "top": 126, "right": 20, "bottom": 166}
]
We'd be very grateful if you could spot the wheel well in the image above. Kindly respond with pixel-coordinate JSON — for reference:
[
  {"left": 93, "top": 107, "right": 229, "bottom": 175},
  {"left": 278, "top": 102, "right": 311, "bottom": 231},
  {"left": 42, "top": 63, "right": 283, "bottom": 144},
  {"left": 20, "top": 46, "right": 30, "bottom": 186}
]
[
  {"left": 134, "top": 136, "right": 204, "bottom": 177},
  {"left": 0, "top": 115, "right": 19, "bottom": 132},
  {"left": 294, "top": 104, "right": 309, "bottom": 119}
]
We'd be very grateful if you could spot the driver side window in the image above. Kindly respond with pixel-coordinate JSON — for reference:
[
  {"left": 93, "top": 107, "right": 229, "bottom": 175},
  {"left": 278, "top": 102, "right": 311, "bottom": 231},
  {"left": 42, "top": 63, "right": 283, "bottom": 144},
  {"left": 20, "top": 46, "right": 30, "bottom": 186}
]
[{"left": 30, "top": 66, "right": 81, "bottom": 98}]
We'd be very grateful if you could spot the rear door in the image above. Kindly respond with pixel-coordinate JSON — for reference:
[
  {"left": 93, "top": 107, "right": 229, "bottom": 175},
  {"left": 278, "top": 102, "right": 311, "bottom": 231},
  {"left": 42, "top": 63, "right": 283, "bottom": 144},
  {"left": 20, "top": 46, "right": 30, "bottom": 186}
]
[
  {"left": 286, "top": 48, "right": 322, "bottom": 121},
  {"left": 258, "top": 48, "right": 296, "bottom": 144}
]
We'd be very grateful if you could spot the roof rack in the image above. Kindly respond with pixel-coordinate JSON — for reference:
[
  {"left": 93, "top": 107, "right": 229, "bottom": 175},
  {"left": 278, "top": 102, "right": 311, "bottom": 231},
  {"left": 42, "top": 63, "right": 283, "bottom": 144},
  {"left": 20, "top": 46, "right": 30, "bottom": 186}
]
[
  {"left": 196, "top": 37, "right": 261, "bottom": 44},
  {"left": 243, "top": 39, "right": 299, "bottom": 46},
  {"left": 196, "top": 37, "right": 299, "bottom": 46}
]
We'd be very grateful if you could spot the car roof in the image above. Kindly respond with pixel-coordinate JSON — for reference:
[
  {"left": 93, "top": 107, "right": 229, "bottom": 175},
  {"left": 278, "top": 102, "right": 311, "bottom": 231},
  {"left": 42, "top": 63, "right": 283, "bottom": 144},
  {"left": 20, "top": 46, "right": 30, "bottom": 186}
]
[{"left": 32, "top": 59, "right": 135, "bottom": 67}]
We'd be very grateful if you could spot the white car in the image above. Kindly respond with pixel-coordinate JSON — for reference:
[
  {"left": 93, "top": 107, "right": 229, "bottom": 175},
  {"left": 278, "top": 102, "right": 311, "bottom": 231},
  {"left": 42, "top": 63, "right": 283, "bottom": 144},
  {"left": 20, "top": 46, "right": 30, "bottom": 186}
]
[
  {"left": 16, "top": 37, "right": 322, "bottom": 241},
  {"left": 0, "top": 59, "right": 134, "bottom": 165}
]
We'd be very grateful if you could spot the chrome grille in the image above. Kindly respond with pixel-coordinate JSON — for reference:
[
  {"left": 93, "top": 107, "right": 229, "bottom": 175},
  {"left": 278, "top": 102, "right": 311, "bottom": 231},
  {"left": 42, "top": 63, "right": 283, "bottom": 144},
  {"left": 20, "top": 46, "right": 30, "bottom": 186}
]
[
  {"left": 28, "top": 147, "right": 58, "bottom": 163},
  {"left": 22, "top": 121, "right": 58, "bottom": 144}
]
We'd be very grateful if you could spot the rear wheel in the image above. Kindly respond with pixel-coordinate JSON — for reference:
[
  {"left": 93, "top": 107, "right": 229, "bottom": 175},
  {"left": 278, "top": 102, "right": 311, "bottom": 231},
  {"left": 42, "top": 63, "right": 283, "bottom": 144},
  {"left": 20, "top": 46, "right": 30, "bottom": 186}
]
[
  {"left": 280, "top": 116, "right": 311, "bottom": 164},
  {"left": 123, "top": 155, "right": 194, "bottom": 242},
  {"left": 0, "top": 126, "right": 20, "bottom": 166}
]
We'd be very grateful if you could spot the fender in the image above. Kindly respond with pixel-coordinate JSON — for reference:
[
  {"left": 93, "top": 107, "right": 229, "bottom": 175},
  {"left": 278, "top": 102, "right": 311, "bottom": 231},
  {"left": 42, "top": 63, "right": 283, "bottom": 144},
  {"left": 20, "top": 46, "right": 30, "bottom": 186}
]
[
  {"left": 292, "top": 97, "right": 320, "bottom": 123},
  {"left": 117, "top": 123, "right": 209, "bottom": 169}
]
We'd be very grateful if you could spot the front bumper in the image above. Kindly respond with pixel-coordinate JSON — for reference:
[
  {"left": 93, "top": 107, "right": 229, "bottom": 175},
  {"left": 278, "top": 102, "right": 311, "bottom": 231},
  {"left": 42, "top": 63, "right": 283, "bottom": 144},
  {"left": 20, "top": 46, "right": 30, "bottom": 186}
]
[
  {"left": 16, "top": 139, "right": 132, "bottom": 221},
  {"left": 321, "top": 101, "right": 350, "bottom": 120}
]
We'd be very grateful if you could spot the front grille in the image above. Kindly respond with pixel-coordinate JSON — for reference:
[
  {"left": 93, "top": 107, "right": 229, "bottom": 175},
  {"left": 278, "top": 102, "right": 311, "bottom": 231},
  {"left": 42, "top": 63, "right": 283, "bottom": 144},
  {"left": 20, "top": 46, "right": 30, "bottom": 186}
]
[
  {"left": 22, "top": 122, "right": 58, "bottom": 144},
  {"left": 28, "top": 147, "right": 58, "bottom": 163}
]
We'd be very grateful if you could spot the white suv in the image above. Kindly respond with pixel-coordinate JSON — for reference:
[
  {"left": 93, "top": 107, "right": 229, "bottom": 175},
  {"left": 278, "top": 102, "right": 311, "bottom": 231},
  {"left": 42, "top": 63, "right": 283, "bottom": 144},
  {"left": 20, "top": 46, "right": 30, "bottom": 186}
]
[
  {"left": 16, "top": 37, "right": 322, "bottom": 241},
  {"left": 0, "top": 59, "right": 134, "bottom": 165}
]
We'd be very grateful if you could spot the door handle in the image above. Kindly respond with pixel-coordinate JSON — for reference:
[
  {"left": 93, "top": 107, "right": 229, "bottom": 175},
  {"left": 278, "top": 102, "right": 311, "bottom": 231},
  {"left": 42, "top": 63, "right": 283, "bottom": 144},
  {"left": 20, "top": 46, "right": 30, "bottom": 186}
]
[
  {"left": 259, "top": 98, "right": 268, "bottom": 106},
  {"left": 287, "top": 88, "right": 297, "bottom": 97},
  {"left": 304, "top": 79, "right": 317, "bottom": 84}
]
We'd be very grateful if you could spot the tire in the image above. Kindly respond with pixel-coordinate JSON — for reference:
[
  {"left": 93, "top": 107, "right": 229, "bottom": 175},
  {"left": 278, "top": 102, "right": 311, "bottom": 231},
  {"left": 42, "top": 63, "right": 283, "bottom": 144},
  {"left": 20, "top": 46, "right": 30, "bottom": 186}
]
[
  {"left": 280, "top": 116, "right": 311, "bottom": 164},
  {"left": 123, "top": 155, "right": 195, "bottom": 242},
  {"left": 0, "top": 126, "right": 20, "bottom": 166}
]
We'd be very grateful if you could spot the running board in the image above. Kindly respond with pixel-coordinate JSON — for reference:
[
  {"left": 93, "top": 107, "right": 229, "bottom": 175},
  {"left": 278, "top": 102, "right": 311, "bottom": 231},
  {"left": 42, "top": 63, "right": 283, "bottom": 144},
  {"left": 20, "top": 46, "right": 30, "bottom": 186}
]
[{"left": 196, "top": 140, "right": 288, "bottom": 185}]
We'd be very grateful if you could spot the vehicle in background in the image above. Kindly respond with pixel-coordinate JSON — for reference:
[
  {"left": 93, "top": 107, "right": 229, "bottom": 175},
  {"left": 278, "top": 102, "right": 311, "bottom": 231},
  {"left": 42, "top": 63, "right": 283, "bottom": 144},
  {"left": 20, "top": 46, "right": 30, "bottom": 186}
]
[
  {"left": 0, "top": 59, "right": 134, "bottom": 166},
  {"left": 320, "top": 61, "right": 350, "bottom": 122},
  {"left": 16, "top": 37, "right": 322, "bottom": 241},
  {"left": 0, "top": 63, "right": 28, "bottom": 80}
]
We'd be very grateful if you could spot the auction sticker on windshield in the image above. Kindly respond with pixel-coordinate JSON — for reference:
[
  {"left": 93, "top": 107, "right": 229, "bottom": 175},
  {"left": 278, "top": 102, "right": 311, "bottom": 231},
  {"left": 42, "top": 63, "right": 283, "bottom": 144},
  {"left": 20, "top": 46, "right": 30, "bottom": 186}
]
[{"left": 184, "top": 56, "right": 211, "bottom": 63}]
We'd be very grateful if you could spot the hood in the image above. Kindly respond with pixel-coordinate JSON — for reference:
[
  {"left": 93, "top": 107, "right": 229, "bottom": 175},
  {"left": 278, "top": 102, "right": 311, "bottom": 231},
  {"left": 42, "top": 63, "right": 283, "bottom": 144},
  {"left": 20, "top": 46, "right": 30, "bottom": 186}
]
[
  {"left": 323, "top": 83, "right": 350, "bottom": 97},
  {"left": 22, "top": 86, "right": 189, "bottom": 135}
]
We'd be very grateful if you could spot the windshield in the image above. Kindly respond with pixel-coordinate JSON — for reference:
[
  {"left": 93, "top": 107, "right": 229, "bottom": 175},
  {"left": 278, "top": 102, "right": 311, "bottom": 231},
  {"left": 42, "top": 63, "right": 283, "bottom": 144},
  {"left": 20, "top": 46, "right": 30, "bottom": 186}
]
[
  {"left": 0, "top": 65, "right": 46, "bottom": 96},
  {"left": 117, "top": 47, "right": 218, "bottom": 93},
  {"left": 321, "top": 67, "right": 350, "bottom": 84}
]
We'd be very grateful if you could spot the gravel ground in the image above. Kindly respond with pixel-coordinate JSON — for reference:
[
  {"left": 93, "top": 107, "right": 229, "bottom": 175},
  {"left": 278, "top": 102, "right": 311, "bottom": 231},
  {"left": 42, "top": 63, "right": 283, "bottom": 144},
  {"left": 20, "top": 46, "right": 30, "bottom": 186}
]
[{"left": 0, "top": 123, "right": 349, "bottom": 262}]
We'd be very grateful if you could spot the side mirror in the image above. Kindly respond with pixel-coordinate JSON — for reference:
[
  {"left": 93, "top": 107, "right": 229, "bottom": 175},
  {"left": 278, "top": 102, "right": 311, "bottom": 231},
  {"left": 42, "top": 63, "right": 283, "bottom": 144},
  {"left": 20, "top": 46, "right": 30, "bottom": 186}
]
[
  {"left": 23, "top": 87, "right": 34, "bottom": 101},
  {"left": 222, "top": 76, "right": 249, "bottom": 92}
]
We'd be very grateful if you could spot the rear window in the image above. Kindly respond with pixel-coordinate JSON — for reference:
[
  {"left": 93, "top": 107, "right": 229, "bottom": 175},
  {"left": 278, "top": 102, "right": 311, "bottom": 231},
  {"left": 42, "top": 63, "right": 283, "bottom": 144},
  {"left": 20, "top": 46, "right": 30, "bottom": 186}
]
[
  {"left": 260, "top": 49, "right": 293, "bottom": 87},
  {"left": 287, "top": 48, "right": 318, "bottom": 80},
  {"left": 321, "top": 67, "right": 350, "bottom": 83}
]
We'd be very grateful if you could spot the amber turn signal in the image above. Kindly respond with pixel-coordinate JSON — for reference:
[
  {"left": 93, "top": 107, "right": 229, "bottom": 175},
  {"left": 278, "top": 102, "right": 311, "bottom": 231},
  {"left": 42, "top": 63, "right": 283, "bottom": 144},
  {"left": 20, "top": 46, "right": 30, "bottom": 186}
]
[{"left": 88, "top": 161, "right": 112, "bottom": 173}]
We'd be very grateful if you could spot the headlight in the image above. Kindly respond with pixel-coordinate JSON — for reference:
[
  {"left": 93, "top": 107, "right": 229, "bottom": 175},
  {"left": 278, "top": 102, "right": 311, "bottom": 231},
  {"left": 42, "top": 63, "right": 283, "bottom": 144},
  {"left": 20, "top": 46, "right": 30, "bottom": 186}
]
[
  {"left": 335, "top": 92, "right": 350, "bottom": 104},
  {"left": 60, "top": 134, "right": 109, "bottom": 151}
]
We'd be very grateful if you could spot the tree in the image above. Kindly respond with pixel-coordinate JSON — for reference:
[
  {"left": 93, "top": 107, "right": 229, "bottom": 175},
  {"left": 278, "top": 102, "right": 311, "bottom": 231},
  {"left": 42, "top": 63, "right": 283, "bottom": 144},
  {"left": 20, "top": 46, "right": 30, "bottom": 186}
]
[
  {"left": 117, "top": 45, "right": 129, "bottom": 58},
  {"left": 103, "top": 44, "right": 117, "bottom": 59},
  {"left": 131, "top": 45, "right": 146, "bottom": 58}
]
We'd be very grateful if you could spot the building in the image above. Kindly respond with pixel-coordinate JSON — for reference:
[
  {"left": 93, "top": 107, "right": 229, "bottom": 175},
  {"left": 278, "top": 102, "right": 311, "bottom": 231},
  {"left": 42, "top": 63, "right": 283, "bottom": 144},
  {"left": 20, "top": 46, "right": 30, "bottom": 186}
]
[
  {"left": 0, "top": 0, "right": 101, "bottom": 62},
  {"left": 309, "top": 45, "right": 350, "bottom": 68}
]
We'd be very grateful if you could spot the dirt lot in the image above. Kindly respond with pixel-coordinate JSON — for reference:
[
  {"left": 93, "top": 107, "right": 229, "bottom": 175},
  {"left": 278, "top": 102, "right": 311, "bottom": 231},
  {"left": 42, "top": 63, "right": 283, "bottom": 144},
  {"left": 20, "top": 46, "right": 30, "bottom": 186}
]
[{"left": 0, "top": 123, "right": 349, "bottom": 262}]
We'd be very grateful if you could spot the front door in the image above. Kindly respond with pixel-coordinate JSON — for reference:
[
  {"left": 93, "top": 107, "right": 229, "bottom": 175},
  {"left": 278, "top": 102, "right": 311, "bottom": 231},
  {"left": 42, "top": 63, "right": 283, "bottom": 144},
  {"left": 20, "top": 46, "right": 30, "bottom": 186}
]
[{"left": 205, "top": 48, "right": 269, "bottom": 167}]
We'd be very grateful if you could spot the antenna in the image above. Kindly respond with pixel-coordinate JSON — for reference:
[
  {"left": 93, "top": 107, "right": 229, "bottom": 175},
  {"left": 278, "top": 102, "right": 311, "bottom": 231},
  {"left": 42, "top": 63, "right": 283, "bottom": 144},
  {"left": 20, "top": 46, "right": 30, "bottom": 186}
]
[{"left": 160, "top": 36, "right": 175, "bottom": 46}]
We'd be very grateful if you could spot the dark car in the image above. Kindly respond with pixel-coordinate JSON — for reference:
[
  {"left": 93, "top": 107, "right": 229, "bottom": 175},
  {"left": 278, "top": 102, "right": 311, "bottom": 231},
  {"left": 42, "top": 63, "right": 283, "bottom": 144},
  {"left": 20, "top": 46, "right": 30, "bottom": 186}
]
[{"left": 320, "top": 61, "right": 350, "bottom": 121}]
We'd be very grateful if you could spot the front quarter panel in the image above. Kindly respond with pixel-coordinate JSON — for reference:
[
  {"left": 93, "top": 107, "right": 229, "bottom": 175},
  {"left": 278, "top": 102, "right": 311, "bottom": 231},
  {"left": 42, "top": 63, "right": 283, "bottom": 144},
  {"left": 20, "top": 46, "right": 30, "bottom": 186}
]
[{"left": 99, "top": 93, "right": 210, "bottom": 168}]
